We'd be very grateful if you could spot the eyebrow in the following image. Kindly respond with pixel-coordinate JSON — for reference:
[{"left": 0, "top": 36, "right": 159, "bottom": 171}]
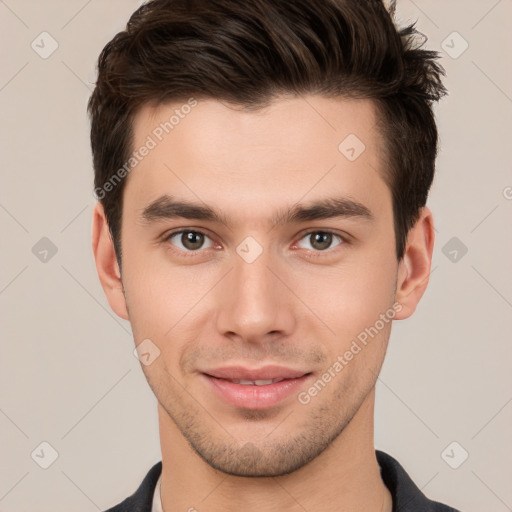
[{"left": 139, "top": 194, "right": 374, "bottom": 227}]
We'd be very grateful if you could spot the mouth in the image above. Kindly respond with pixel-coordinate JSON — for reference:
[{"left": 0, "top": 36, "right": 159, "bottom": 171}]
[
  {"left": 201, "top": 366, "right": 313, "bottom": 410},
  {"left": 223, "top": 378, "right": 287, "bottom": 385}
]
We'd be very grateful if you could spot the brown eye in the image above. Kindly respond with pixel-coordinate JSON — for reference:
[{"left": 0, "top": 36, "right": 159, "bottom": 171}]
[
  {"left": 297, "top": 231, "right": 343, "bottom": 251},
  {"left": 167, "top": 230, "right": 213, "bottom": 251},
  {"left": 181, "top": 231, "right": 204, "bottom": 250}
]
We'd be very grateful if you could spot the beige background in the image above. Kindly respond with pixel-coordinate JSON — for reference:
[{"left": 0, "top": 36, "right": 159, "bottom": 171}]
[{"left": 1, "top": 0, "right": 511, "bottom": 510}]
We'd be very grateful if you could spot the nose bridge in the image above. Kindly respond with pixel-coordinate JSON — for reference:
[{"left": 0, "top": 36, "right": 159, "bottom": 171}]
[{"left": 215, "top": 245, "right": 294, "bottom": 341}]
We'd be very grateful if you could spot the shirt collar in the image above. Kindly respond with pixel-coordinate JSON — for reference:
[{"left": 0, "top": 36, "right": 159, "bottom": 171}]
[{"left": 151, "top": 472, "right": 163, "bottom": 512}]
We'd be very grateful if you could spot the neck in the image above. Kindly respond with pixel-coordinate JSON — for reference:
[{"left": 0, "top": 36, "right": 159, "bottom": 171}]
[{"left": 158, "top": 388, "right": 392, "bottom": 512}]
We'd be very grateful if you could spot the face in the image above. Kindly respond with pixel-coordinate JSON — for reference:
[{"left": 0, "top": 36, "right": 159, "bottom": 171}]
[{"left": 108, "top": 95, "right": 406, "bottom": 476}]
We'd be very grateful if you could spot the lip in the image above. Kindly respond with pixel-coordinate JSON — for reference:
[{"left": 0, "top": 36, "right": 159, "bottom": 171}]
[{"left": 201, "top": 366, "right": 313, "bottom": 410}]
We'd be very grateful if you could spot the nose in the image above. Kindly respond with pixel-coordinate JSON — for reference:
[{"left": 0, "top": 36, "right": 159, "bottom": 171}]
[{"left": 214, "top": 246, "right": 296, "bottom": 345}]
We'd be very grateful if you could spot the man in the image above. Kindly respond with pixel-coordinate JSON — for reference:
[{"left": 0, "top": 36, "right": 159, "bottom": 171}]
[{"left": 88, "top": 0, "right": 461, "bottom": 510}]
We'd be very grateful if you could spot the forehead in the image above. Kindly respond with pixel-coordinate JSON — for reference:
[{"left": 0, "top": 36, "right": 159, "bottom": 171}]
[
  {"left": 131, "top": 94, "right": 381, "bottom": 158},
  {"left": 125, "top": 95, "right": 389, "bottom": 226}
]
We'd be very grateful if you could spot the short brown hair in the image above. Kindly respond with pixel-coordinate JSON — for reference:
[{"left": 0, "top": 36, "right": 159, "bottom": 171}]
[{"left": 88, "top": 0, "right": 447, "bottom": 265}]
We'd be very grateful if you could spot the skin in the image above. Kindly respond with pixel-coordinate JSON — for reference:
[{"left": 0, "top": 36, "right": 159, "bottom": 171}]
[{"left": 92, "top": 94, "right": 434, "bottom": 512}]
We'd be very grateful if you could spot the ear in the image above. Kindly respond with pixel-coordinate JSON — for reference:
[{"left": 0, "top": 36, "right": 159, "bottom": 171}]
[
  {"left": 394, "top": 206, "right": 435, "bottom": 320},
  {"left": 91, "top": 202, "right": 129, "bottom": 320}
]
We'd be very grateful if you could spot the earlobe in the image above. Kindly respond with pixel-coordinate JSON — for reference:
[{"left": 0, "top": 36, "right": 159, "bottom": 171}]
[
  {"left": 394, "top": 207, "right": 435, "bottom": 320},
  {"left": 91, "top": 202, "right": 129, "bottom": 320}
]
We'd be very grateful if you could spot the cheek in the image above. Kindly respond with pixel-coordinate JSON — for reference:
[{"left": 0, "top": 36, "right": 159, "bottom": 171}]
[
  {"left": 295, "top": 253, "right": 398, "bottom": 342},
  {"left": 122, "top": 252, "right": 218, "bottom": 344}
]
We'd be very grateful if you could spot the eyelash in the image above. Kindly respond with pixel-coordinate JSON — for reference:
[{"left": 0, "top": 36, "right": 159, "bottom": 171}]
[{"left": 162, "top": 228, "right": 348, "bottom": 258}]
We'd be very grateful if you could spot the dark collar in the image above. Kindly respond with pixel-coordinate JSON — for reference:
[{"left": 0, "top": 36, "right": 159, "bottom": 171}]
[
  {"left": 104, "top": 461, "right": 161, "bottom": 512},
  {"left": 376, "top": 450, "right": 461, "bottom": 511},
  {"left": 104, "top": 451, "right": 461, "bottom": 511}
]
